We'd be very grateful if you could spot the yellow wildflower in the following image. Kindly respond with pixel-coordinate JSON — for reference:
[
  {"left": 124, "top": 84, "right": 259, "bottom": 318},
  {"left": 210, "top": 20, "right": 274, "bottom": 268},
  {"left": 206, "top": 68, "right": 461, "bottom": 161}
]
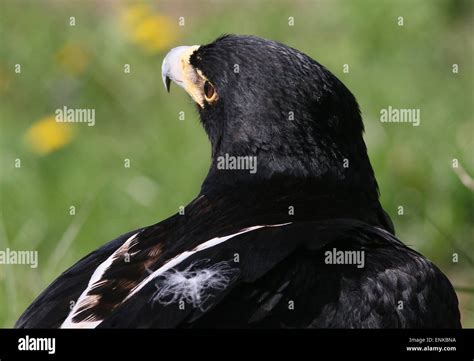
[
  {"left": 121, "top": 4, "right": 150, "bottom": 26},
  {"left": 25, "top": 116, "right": 74, "bottom": 155},
  {"left": 120, "top": 4, "right": 177, "bottom": 53}
]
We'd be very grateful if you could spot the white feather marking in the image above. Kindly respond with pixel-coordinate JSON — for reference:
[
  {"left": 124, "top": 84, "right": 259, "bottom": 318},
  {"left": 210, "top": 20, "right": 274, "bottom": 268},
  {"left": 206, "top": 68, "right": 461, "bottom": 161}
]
[
  {"left": 125, "top": 223, "right": 291, "bottom": 301},
  {"left": 80, "top": 294, "right": 101, "bottom": 309},
  {"left": 153, "top": 260, "right": 237, "bottom": 309},
  {"left": 61, "top": 222, "right": 291, "bottom": 329},
  {"left": 64, "top": 320, "right": 102, "bottom": 329},
  {"left": 60, "top": 232, "right": 140, "bottom": 329}
]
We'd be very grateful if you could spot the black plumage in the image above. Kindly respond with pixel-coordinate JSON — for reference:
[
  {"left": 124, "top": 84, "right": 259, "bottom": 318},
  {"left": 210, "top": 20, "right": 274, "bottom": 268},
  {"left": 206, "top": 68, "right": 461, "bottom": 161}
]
[{"left": 16, "top": 35, "right": 460, "bottom": 328}]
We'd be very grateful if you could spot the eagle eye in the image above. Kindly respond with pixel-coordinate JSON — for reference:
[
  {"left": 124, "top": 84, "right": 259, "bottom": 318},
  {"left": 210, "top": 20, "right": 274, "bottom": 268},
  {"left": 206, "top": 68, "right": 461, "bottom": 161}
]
[{"left": 204, "top": 81, "right": 217, "bottom": 102}]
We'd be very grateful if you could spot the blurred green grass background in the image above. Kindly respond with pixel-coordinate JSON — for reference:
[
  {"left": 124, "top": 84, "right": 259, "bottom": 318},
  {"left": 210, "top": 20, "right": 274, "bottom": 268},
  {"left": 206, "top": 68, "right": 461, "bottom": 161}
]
[{"left": 0, "top": 0, "right": 473, "bottom": 327}]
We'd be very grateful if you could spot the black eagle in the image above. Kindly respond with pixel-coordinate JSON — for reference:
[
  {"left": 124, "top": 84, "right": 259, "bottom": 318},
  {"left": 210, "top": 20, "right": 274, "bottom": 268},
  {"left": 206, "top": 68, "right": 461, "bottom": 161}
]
[{"left": 16, "top": 35, "right": 460, "bottom": 328}]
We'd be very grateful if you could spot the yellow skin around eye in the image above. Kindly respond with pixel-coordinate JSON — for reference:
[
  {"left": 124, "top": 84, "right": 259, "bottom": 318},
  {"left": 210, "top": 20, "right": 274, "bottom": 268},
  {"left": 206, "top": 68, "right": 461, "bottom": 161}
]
[
  {"left": 178, "top": 49, "right": 218, "bottom": 107},
  {"left": 199, "top": 71, "right": 218, "bottom": 104}
]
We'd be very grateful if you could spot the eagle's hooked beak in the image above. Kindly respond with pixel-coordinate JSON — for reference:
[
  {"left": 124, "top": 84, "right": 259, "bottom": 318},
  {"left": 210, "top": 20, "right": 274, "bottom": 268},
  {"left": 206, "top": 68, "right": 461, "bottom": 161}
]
[{"left": 161, "top": 45, "right": 205, "bottom": 107}]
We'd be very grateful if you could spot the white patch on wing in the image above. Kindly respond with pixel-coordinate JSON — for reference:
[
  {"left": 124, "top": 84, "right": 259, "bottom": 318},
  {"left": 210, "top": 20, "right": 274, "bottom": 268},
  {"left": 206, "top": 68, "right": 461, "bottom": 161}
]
[
  {"left": 153, "top": 260, "right": 237, "bottom": 309},
  {"left": 80, "top": 294, "right": 101, "bottom": 309},
  {"left": 125, "top": 223, "right": 291, "bottom": 301},
  {"left": 60, "top": 232, "right": 140, "bottom": 329},
  {"left": 61, "top": 222, "right": 291, "bottom": 329}
]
